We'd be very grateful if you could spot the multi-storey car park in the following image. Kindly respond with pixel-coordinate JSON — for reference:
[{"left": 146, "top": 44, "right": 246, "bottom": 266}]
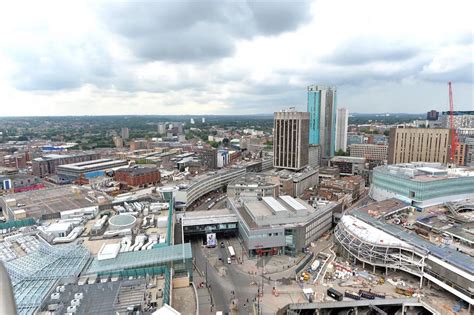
[
  {"left": 174, "top": 167, "right": 246, "bottom": 209},
  {"left": 334, "top": 198, "right": 474, "bottom": 312}
]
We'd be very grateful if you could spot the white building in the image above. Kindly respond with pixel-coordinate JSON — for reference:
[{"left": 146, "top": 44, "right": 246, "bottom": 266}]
[{"left": 335, "top": 108, "right": 348, "bottom": 152}]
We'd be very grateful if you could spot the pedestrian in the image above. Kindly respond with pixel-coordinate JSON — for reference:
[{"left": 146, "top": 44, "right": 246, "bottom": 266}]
[{"left": 246, "top": 298, "right": 249, "bottom": 303}]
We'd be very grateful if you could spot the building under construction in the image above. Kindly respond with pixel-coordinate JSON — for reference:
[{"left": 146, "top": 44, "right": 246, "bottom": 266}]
[{"left": 334, "top": 198, "right": 473, "bottom": 312}]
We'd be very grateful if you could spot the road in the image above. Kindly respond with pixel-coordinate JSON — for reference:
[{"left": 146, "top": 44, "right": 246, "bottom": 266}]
[{"left": 192, "top": 241, "right": 257, "bottom": 314}]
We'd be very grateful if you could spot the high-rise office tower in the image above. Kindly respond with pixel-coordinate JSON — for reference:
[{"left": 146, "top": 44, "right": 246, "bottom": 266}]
[
  {"left": 387, "top": 127, "right": 450, "bottom": 164},
  {"left": 336, "top": 108, "right": 349, "bottom": 152},
  {"left": 273, "top": 108, "right": 309, "bottom": 170},
  {"left": 121, "top": 127, "right": 129, "bottom": 140},
  {"left": 157, "top": 123, "right": 166, "bottom": 134},
  {"left": 307, "top": 85, "right": 337, "bottom": 160}
]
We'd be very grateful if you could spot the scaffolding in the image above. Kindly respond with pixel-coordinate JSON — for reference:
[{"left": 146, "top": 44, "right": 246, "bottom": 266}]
[{"left": 4, "top": 243, "right": 90, "bottom": 315}]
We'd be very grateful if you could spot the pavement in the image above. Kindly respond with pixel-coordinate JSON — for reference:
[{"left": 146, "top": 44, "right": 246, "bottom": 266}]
[
  {"left": 172, "top": 286, "right": 196, "bottom": 315},
  {"left": 193, "top": 237, "right": 323, "bottom": 314}
]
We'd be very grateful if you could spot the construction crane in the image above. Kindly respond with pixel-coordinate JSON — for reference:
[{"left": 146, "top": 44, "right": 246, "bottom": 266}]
[{"left": 448, "top": 81, "right": 458, "bottom": 164}]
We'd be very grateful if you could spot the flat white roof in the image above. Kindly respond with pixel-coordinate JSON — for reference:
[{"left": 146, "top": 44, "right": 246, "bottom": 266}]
[
  {"left": 280, "top": 195, "right": 306, "bottom": 211},
  {"left": 262, "top": 196, "right": 287, "bottom": 212},
  {"left": 97, "top": 243, "right": 121, "bottom": 261},
  {"left": 45, "top": 222, "right": 72, "bottom": 233},
  {"left": 341, "top": 215, "right": 412, "bottom": 247}
]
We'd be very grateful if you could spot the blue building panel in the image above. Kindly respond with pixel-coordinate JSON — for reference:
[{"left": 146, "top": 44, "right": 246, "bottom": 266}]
[
  {"left": 308, "top": 90, "right": 321, "bottom": 145},
  {"left": 84, "top": 170, "right": 106, "bottom": 179}
]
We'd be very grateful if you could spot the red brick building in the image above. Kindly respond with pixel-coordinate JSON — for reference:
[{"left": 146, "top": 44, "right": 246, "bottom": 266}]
[{"left": 114, "top": 167, "right": 160, "bottom": 187}]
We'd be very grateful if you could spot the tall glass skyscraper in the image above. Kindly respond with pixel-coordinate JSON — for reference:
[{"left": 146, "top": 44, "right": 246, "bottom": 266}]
[{"left": 307, "top": 85, "right": 337, "bottom": 160}]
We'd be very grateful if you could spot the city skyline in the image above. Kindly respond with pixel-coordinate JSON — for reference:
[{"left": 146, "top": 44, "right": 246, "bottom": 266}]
[{"left": 0, "top": 0, "right": 472, "bottom": 116}]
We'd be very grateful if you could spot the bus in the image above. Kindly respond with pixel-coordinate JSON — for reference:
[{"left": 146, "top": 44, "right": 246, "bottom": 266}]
[
  {"left": 327, "top": 288, "right": 343, "bottom": 301},
  {"left": 228, "top": 246, "right": 236, "bottom": 259}
]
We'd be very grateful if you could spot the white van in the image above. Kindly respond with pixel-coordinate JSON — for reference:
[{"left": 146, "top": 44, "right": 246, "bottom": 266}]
[{"left": 227, "top": 257, "right": 231, "bottom": 264}]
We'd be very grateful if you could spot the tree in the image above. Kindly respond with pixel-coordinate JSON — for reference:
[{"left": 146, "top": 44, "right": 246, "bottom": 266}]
[{"left": 335, "top": 149, "right": 349, "bottom": 156}]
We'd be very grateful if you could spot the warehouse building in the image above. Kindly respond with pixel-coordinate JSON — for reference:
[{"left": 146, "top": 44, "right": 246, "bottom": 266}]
[
  {"left": 57, "top": 159, "right": 128, "bottom": 183},
  {"left": 32, "top": 152, "right": 100, "bottom": 177}
]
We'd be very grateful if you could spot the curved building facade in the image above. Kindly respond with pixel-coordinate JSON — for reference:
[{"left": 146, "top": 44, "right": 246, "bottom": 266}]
[
  {"left": 335, "top": 214, "right": 474, "bottom": 306},
  {"left": 175, "top": 168, "right": 246, "bottom": 208}
]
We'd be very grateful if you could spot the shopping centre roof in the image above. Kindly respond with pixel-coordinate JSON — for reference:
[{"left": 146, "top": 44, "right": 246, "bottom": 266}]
[
  {"left": 85, "top": 243, "right": 192, "bottom": 275},
  {"left": 4, "top": 243, "right": 90, "bottom": 315}
]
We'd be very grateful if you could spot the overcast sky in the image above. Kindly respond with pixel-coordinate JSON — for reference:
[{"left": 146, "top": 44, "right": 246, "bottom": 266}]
[{"left": 0, "top": 0, "right": 472, "bottom": 116}]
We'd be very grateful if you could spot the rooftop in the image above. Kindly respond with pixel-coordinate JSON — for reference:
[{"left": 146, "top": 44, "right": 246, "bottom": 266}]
[
  {"left": 85, "top": 243, "right": 192, "bottom": 275},
  {"left": 57, "top": 159, "right": 128, "bottom": 171},
  {"left": 375, "top": 163, "right": 474, "bottom": 182},
  {"left": 233, "top": 195, "right": 335, "bottom": 228},
  {"left": 0, "top": 185, "right": 108, "bottom": 219},
  {"left": 4, "top": 243, "right": 90, "bottom": 315},
  {"left": 115, "top": 167, "right": 159, "bottom": 176}
]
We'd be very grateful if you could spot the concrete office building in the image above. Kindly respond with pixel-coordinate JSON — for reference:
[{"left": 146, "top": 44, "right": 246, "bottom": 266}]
[
  {"left": 330, "top": 156, "right": 367, "bottom": 176},
  {"left": 465, "top": 138, "right": 474, "bottom": 166},
  {"left": 370, "top": 163, "right": 474, "bottom": 207},
  {"left": 347, "top": 134, "right": 365, "bottom": 146},
  {"left": 350, "top": 144, "right": 388, "bottom": 161},
  {"left": 308, "top": 144, "right": 321, "bottom": 167},
  {"left": 426, "top": 110, "right": 439, "bottom": 121},
  {"left": 201, "top": 147, "right": 218, "bottom": 169},
  {"left": 228, "top": 195, "right": 338, "bottom": 257},
  {"left": 440, "top": 111, "right": 474, "bottom": 129},
  {"left": 157, "top": 123, "right": 167, "bottom": 135},
  {"left": 121, "top": 127, "right": 129, "bottom": 140},
  {"left": 32, "top": 152, "right": 100, "bottom": 177},
  {"left": 273, "top": 108, "right": 309, "bottom": 170},
  {"left": 227, "top": 173, "right": 279, "bottom": 198},
  {"left": 307, "top": 85, "right": 337, "bottom": 160},
  {"left": 454, "top": 143, "right": 467, "bottom": 166},
  {"left": 388, "top": 127, "right": 449, "bottom": 164},
  {"left": 277, "top": 167, "right": 319, "bottom": 197},
  {"left": 335, "top": 108, "right": 349, "bottom": 152}
]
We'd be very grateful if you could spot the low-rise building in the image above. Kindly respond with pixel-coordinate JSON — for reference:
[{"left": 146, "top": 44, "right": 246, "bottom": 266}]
[
  {"left": 114, "top": 167, "right": 161, "bottom": 187},
  {"left": 330, "top": 156, "right": 367, "bottom": 176},
  {"left": 32, "top": 152, "right": 100, "bottom": 177},
  {"left": 0, "top": 174, "right": 43, "bottom": 193},
  {"left": 228, "top": 195, "right": 339, "bottom": 256},
  {"left": 350, "top": 144, "right": 388, "bottom": 161},
  {"left": 57, "top": 159, "right": 128, "bottom": 184},
  {"left": 227, "top": 173, "right": 279, "bottom": 198},
  {"left": 277, "top": 167, "right": 319, "bottom": 197}
]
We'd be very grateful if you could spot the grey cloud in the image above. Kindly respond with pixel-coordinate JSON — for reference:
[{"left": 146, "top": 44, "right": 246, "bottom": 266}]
[
  {"left": 323, "top": 39, "right": 419, "bottom": 66},
  {"left": 6, "top": 39, "right": 114, "bottom": 91},
  {"left": 419, "top": 62, "right": 474, "bottom": 84},
  {"left": 99, "top": 0, "right": 311, "bottom": 62}
]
